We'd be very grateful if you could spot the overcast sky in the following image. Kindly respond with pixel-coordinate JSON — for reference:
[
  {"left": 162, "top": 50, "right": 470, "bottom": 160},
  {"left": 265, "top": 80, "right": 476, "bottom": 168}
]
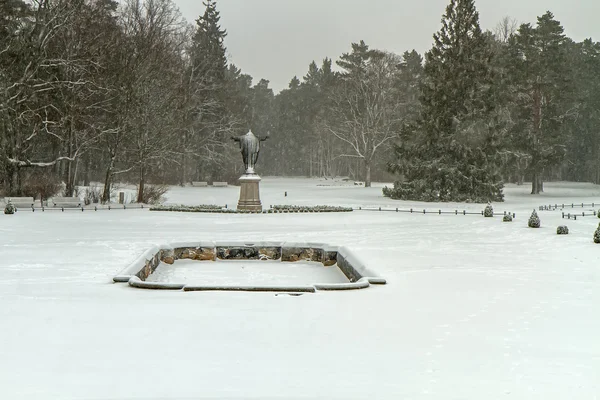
[{"left": 172, "top": 0, "right": 600, "bottom": 92}]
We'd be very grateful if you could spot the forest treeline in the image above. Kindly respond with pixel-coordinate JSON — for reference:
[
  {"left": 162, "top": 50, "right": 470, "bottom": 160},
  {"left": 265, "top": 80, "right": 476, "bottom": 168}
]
[{"left": 1, "top": 0, "right": 599, "bottom": 202}]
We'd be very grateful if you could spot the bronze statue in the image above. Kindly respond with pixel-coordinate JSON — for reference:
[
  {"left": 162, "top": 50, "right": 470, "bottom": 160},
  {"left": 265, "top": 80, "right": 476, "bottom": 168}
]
[{"left": 231, "top": 130, "right": 269, "bottom": 174}]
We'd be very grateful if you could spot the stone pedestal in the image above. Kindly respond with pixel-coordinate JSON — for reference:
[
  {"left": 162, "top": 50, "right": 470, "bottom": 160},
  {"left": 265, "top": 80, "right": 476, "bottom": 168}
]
[{"left": 237, "top": 174, "right": 262, "bottom": 211}]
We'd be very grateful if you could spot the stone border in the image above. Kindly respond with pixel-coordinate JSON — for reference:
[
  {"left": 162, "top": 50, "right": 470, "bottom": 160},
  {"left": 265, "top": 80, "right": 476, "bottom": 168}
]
[{"left": 113, "top": 241, "right": 386, "bottom": 293}]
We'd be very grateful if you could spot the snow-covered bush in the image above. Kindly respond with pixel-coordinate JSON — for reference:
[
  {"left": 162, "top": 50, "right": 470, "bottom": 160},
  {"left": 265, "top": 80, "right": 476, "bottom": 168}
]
[
  {"left": 138, "top": 184, "right": 169, "bottom": 204},
  {"left": 528, "top": 210, "right": 540, "bottom": 228},
  {"left": 484, "top": 203, "right": 493, "bottom": 217},
  {"left": 557, "top": 226, "right": 569, "bottom": 235},
  {"left": 271, "top": 205, "right": 353, "bottom": 212},
  {"left": 4, "top": 202, "right": 15, "bottom": 215},
  {"left": 150, "top": 205, "right": 230, "bottom": 213},
  {"left": 84, "top": 185, "right": 102, "bottom": 205},
  {"left": 72, "top": 186, "right": 82, "bottom": 198},
  {"left": 21, "top": 172, "right": 61, "bottom": 206},
  {"left": 594, "top": 224, "right": 600, "bottom": 243},
  {"left": 382, "top": 175, "right": 504, "bottom": 203},
  {"left": 503, "top": 213, "right": 513, "bottom": 222}
]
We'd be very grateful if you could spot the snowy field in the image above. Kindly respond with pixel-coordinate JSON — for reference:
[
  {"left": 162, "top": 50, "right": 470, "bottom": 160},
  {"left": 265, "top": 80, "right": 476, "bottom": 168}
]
[{"left": 1, "top": 177, "right": 599, "bottom": 399}]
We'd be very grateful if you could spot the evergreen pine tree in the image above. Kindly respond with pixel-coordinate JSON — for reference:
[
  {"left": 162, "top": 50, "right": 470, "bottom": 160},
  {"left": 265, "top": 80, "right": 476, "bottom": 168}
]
[
  {"left": 484, "top": 203, "right": 494, "bottom": 217},
  {"left": 528, "top": 209, "right": 541, "bottom": 228},
  {"left": 506, "top": 12, "right": 571, "bottom": 194},
  {"left": 187, "top": 0, "right": 232, "bottom": 182},
  {"left": 594, "top": 224, "right": 600, "bottom": 243},
  {"left": 386, "top": 0, "right": 503, "bottom": 202},
  {"left": 396, "top": 50, "right": 424, "bottom": 123},
  {"left": 192, "top": 0, "right": 227, "bottom": 86},
  {"left": 563, "top": 39, "right": 600, "bottom": 183}
]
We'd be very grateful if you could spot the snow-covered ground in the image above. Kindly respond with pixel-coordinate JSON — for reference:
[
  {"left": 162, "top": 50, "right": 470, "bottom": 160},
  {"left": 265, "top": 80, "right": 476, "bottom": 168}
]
[
  {"left": 147, "top": 259, "right": 349, "bottom": 286},
  {"left": 1, "top": 178, "right": 599, "bottom": 399}
]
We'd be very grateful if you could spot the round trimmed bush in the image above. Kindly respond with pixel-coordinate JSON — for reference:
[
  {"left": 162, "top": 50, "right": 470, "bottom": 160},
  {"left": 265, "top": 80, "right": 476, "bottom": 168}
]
[
  {"left": 557, "top": 225, "right": 569, "bottom": 235},
  {"left": 4, "top": 203, "right": 16, "bottom": 215},
  {"left": 484, "top": 203, "right": 493, "bottom": 217},
  {"left": 594, "top": 224, "right": 600, "bottom": 243},
  {"left": 528, "top": 210, "right": 540, "bottom": 228}
]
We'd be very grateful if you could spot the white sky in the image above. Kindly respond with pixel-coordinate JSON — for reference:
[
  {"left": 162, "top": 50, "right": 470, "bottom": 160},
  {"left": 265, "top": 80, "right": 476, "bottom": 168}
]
[{"left": 173, "top": 0, "right": 600, "bottom": 92}]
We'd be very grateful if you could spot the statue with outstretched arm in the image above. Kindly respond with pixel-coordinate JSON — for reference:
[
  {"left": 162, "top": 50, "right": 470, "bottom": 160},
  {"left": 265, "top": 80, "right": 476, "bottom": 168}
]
[{"left": 231, "top": 130, "right": 270, "bottom": 174}]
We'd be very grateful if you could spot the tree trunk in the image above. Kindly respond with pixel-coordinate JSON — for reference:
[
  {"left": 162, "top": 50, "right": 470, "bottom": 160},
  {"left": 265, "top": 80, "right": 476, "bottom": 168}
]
[
  {"left": 15, "top": 167, "right": 22, "bottom": 196},
  {"left": 180, "top": 151, "right": 186, "bottom": 186},
  {"left": 531, "top": 81, "right": 542, "bottom": 195},
  {"left": 137, "top": 165, "right": 145, "bottom": 203},
  {"left": 365, "top": 160, "right": 372, "bottom": 188},
  {"left": 102, "top": 156, "right": 114, "bottom": 203},
  {"left": 73, "top": 158, "right": 79, "bottom": 189},
  {"left": 179, "top": 131, "right": 187, "bottom": 186},
  {"left": 64, "top": 119, "right": 75, "bottom": 196},
  {"left": 83, "top": 156, "right": 91, "bottom": 186},
  {"left": 5, "top": 164, "right": 20, "bottom": 196},
  {"left": 531, "top": 170, "right": 541, "bottom": 194}
]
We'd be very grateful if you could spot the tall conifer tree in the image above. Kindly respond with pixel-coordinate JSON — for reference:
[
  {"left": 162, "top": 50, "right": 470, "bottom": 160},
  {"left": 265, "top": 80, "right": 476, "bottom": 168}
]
[
  {"left": 386, "top": 0, "right": 503, "bottom": 202},
  {"left": 506, "top": 12, "right": 571, "bottom": 194}
]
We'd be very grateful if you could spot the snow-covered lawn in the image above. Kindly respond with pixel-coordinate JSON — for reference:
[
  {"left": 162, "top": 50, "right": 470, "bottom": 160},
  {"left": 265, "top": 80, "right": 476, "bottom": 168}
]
[{"left": 1, "top": 178, "right": 599, "bottom": 399}]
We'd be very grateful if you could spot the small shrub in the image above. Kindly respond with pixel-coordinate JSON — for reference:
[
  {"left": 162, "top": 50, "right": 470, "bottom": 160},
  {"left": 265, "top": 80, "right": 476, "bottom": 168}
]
[
  {"left": 21, "top": 172, "right": 61, "bottom": 205},
  {"left": 557, "top": 225, "right": 569, "bottom": 235},
  {"left": 594, "top": 224, "right": 600, "bottom": 243},
  {"left": 271, "top": 205, "right": 353, "bottom": 212},
  {"left": 4, "top": 202, "right": 15, "bottom": 214},
  {"left": 138, "top": 184, "right": 169, "bottom": 205},
  {"left": 84, "top": 185, "right": 102, "bottom": 205},
  {"left": 72, "top": 186, "right": 82, "bottom": 198},
  {"left": 149, "top": 204, "right": 230, "bottom": 213},
  {"left": 484, "top": 203, "right": 493, "bottom": 217},
  {"left": 528, "top": 209, "right": 540, "bottom": 228},
  {"left": 503, "top": 213, "right": 513, "bottom": 222}
]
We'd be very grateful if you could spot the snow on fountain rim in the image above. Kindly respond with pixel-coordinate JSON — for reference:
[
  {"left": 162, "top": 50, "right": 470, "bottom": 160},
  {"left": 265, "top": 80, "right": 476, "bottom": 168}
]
[{"left": 113, "top": 240, "right": 386, "bottom": 292}]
